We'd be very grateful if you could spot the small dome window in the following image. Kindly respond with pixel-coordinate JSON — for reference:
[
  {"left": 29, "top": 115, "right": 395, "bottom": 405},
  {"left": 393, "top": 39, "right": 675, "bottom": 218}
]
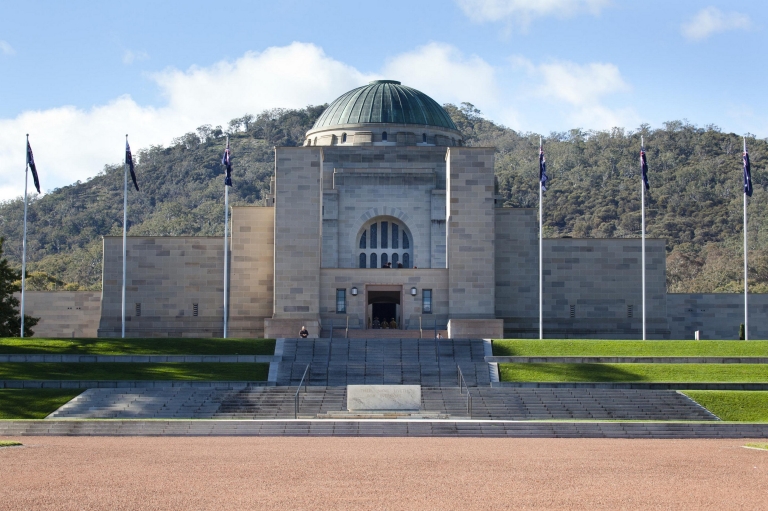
[
  {"left": 382, "top": 131, "right": 388, "bottom": 142},
  {"left": 342, "top": 133, "right": 347, "bottom": 143},
  {"left": 422, "top": 133, "right": 427, "bottom": 143}
]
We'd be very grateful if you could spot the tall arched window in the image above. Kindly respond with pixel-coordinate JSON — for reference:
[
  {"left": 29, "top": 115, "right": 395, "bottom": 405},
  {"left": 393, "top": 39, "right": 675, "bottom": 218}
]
[
  {"left": 382, "top": 131, "right": 388, "bottom": 141},
  {"left": 359, "top": 253, "right": 366, "bottom": 268},
  {"left": 357, "top": 217, "right": 413, "bottom": 269},
  {"left": 422, "top": 133, "right": 427, "bottom": 143},
  {"left": 342, "top": 133, "right": 347, "bottom": 143}
]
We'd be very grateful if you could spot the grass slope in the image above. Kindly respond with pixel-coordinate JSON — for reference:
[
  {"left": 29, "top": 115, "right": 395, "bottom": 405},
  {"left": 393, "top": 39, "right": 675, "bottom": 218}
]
[
  {"left": 493, "top": 340, "right": 768, "bottom": 357},
  {"left": 0, "top": 389, "right": 82, "bottom": 419},
  {"left": 683, "top": 391, "right": 768, "bottom": 422},
  {"left": 0, "top": 363, "right": 269, "bottom": 381},
  {"left": 0, "top": 338, "right": 275, "bottom": 356},
  {"left": 498, "top": 363, "right": 768, "bottom": 383}
]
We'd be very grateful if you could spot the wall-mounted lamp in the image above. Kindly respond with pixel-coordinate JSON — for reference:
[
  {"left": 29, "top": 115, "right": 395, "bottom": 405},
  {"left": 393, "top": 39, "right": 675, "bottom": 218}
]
[
  {"left": 410, "top": 287, "right": 417, "bottom": 296},
  {"left": 351, "top": 287, "right": 358, "bottom": 296}
]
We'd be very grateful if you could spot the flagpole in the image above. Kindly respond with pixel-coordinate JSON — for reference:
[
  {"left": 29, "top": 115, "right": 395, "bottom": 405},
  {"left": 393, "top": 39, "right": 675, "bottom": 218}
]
[
  {"left": 20, "top": 135, "right": 30, "bottom": 338},
  {"left": 744, "top": 137, "right": 749, "bottom": 341},
  {"left": 122, "top": 135, "right": 128, "bottom": 339},
  {"left": 641, "top": 136, "right": 646, "bottom": 341},
  {"left": 223, "top": 140, "right": 229, "bottom": 339},
  {"left": 539, "top": 136, "right": 543, "bottom": 340}
]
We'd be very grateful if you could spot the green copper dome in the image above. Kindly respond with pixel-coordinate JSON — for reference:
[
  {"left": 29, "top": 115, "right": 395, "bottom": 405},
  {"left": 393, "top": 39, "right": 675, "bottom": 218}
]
[{"left": 313, "top": 80, "right": 458, "bottom": 130}]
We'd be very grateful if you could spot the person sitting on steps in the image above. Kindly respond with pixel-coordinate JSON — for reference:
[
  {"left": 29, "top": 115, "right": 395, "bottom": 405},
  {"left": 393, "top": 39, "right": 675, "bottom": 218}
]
[
  {"left": 299, "top": 325, "right": 309, "bottom": 338},
  {"left": 389, "top": 318, "right": 397, "bottom": 329}
]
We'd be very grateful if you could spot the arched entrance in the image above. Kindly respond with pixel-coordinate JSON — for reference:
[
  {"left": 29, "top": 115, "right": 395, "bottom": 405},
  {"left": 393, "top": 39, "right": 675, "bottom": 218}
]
[{"left": 366, "top": 285, "right": 402, "bottom": 330}]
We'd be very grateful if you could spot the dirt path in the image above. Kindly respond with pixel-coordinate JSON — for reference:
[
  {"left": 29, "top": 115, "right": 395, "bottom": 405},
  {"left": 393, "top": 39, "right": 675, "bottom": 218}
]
[{"left": 1, "top": 437, "right": 766, "bottom": 510}]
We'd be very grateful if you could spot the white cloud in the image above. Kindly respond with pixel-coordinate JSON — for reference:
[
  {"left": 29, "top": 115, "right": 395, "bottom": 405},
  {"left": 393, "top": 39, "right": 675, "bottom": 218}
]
[
  {"left": 456, "top": 0, "right": 610, "bottom": 26},
  {"left": 513, "top": 57, "right": 638, "bottom": 129},
  {"left": 0, "top": 42, "right": 378, "bottom": 201},
  {"left": 682, "top": 7, "right": 751, "bottom": 41},
  {"left": 0, "top": 40, "right": 15, "bottom": 55},
  {"left": 381, "top": 43, "right": 499, "bottom": 109},
  {"left": 122, "top": 50, "right": 149, "bottom": 65}
]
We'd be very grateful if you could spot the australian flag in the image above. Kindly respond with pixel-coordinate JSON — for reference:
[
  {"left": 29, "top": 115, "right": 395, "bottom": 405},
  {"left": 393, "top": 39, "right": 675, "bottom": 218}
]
[
  {"left": 222, "top": 139, "right": 232, "bottom": 186},
  {"left": 744, "top": 143, "right": 753, "bottom": 197},
  {"left": 26, "top": 140, "right": 41, "bottom": 194},
  {"left": 539, "top": 144, "right": 548, "bottom": 192},
  {"left": 125, "top": 139, "right": 139, "bottom": 191},
  {"left": 640, "top": 146, "right": 650, "bottom": 190}
]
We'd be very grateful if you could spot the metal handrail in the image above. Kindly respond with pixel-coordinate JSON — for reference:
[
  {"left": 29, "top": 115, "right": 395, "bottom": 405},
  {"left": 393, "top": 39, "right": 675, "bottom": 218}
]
[
  {"left": 294, "top": 363, "right": 310, "bottom": 419},
  {"left": 457, "top": 364, "right": 472, "bottom": 417}
]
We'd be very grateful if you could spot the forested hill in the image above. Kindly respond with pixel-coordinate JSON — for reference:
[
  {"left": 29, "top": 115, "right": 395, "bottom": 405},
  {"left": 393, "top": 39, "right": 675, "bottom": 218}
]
[{"left": 0, "top": 103, "right": 765, "bottom": 293}]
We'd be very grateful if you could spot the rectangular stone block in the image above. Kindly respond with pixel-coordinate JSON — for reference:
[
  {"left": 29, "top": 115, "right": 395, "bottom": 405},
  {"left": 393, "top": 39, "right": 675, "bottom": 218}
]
[{"left": 347, "top": 385, "right": 421, "bottom": 411}]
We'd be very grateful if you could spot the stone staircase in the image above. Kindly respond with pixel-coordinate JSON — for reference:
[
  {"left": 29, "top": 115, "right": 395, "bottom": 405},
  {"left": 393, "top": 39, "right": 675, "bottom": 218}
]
[
  {"left": 276, "top": 338, "right": 490, "bottom": 387},
  {"left": 47, "top": 387, "right": 235, "bottom": 419}
]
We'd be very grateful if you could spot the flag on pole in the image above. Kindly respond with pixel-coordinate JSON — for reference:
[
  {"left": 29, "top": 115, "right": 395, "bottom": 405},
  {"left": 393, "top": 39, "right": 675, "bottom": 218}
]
[
  {"left": 640, "top": 145, "right": 650, "bottom": 190},
  {"left": 744, "top": 142, "right": 753, "bottom": 197},
  {"left": 539, "top": 143, "right": 548, "bottom": 192},
  {"left": 26, "top": 140, "right": 41, "bottom": 194},
  {"left": 125, "top": 139, "right": 139, "bottom": 191},
  {"left": 222, "top": 139, "right": 233, "bottom": 186}
]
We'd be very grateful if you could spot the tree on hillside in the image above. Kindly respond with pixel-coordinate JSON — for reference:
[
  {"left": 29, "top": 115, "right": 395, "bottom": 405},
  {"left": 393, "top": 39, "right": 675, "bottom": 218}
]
[{"left": 0, "top": 238, "right": 39, "bottom": 337}]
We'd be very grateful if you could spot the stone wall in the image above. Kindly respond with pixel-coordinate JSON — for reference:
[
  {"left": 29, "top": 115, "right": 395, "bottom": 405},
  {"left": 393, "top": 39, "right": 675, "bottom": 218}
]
[
  {"left": 319, "top": 269, "right": 449, "bottom": 330},
  {"left": 322, "top": 146, "right": 447, "bottom": 270},
  {"left": 446, "top": 147, "right": 496, "bottom": 319},
  {"left": 496, "top": 234, "right": 669, "bottom": 339},
  {"left": 667, "top": 293, "right": 768, "bottom": 340},
  {"left": 21, "top": 291, "right": 101, "bottom": 338},
  {"left": 229, "top": 206, "right": 274, "bottom": 338},
  {"left": 495, "top": 208, "right": 538, "bottom": 326},
  {"left": 98, "top": 236, "right": 225, "bottom": 337},
  {"left": 272, "top": 147, "right": 322, "bottom": 320}
]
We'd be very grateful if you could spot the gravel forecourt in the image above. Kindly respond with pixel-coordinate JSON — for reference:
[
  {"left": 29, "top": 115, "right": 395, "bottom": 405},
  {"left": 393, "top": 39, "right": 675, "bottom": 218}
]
[{"left": 1, "top": 436, "right": 766, "bottom": 510}]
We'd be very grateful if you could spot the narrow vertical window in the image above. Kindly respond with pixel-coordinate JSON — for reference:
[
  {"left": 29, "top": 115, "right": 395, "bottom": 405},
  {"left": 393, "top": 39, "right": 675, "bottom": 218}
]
[
  {"left": 359, "top": 230, "right": 367, "bottom": 249},
  {"left": 382, "top": 131, "right": 388, "bottom": 141},
  {"left": 359, "top": 253, "right": 366, "bottom": 268},
  {"left": 381, "top": 222, "right": 388, "bottom": 249},
  {"left": 342, "top": 133, "right": 347, "bottom": 143},
  {"left": 370, "top": 253, "right": 377, "bottom": 269},
  {"left": 402, "top": 232, "right": 410, "bottom": 249},
  {"left": 381, "top": 253, "right": 388, "bottom": 267},
  {"left": 422, "top": 133, "right": 427, "bottom": 143},
  {"left": 370, "top": 223, "right": 378, "bottom": 249},
  {"left": 392, "top": 224, "right": 399, "bottom": 249},
  {"left": 422, "top": 289, "right": 432, "bottom": 314},
  {"left": 403, "top": 253, "right": 410, "bottom": 268},
  {"left": 336, "top": 289, "right": 346, "bottom": 313},
  {"left": 392, "top": 253, "right": 399, "bottom": 267}
]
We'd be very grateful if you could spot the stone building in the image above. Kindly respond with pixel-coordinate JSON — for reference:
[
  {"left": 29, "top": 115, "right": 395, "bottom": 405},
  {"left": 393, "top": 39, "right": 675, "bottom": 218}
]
[{"left": 77, "top": 80, "right": 762, "bottom": 339}]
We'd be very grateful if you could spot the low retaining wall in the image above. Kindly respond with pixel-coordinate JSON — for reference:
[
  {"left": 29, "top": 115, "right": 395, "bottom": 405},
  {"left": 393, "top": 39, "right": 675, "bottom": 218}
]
[
  {"left": 0, "top": 355, "right": 278, "bottom": 363},
  {"left": 1, "top": 420, "right": 766, "bottom": 438},
  {"left": 0, "top": 380, "right": 274, "bottom": 389},
  {"left": 487, "top": 356, "right": 768, "bottom": 364},
  {"left": 491, "top": 382, "right": 768, "bottom": 390}
]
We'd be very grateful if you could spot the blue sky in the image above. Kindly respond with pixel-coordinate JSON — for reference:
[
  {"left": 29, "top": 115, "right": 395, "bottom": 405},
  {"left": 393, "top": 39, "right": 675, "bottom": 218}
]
[{"left": 0, "top": 0, "right": 765, "bottom": 200}]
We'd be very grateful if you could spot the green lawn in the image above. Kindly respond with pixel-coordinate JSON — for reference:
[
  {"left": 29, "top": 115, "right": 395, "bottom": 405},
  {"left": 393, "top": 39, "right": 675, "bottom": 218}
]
[
  {"left": 0, "top": 389, "right": 82, "bottom": 419},
  {"left": 682, "top": 391, "right": 768, "bottom": 422},
  {"left": 0, "top": 441, "right": 23, "bottom": 446},
  {"left": 0, "top": 338, "right": 275, "bottom": 356},
  {"left": 498, "top": 363, "right": 768, "bottom": 383},
  {"left": 493, "top": 339, "right": 768, "bottom": 357},
  {"left": 745, "top": 443, "right": 768, "bottom": 450},
  {"left": 0, "top": 363, "right": 269, "bottom": 381}
]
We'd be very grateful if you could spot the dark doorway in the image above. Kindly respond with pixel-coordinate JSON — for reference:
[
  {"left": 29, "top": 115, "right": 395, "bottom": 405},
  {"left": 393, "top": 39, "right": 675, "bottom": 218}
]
[
  {"left": 372, "top": 303, "right": 396, "bottom": 324},
  {"left": 367, "top": 287, "right": 401, "bottom": 329}
]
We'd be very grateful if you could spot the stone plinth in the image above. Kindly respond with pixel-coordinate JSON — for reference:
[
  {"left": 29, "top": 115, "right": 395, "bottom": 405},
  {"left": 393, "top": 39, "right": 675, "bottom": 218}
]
[
  {"left": 347, "top": 385, "right": 421, "bottom": 411},
  {"left": 447, "top": 318, "right": 503, "bottom": 339}
]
